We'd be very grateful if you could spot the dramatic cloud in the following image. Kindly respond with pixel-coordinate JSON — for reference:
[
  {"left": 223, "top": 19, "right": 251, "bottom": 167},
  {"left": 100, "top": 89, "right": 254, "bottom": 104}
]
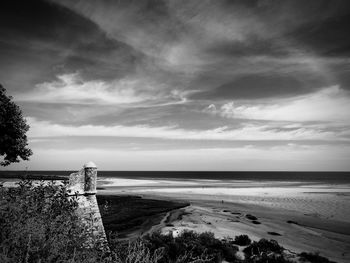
[{"left": 1, "top": 0, "right": 350, "bottom": 170}]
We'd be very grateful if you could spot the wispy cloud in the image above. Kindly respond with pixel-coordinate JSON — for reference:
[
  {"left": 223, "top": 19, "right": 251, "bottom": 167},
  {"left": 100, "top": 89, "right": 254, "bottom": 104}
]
[
  {"left": 26, "top": 116, "right": 345, "bottom": 142},
  {"left": 206, "top": 86, "right": 350, "bottom": 123},
  {"left": 16, "top": 73, "right": 154, "bottom": 105}
]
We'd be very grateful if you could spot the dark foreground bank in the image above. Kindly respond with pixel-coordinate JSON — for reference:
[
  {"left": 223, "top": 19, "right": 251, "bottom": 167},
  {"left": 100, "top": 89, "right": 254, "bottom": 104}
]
[{"left": 97, "top": 195, "right": 189, "bottom": 239}]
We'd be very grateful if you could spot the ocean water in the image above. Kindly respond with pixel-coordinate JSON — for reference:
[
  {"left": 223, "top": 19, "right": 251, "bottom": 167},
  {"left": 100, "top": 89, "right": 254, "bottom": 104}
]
[{"left": 1, "top": 170, "right": 350, "bottom": 183}]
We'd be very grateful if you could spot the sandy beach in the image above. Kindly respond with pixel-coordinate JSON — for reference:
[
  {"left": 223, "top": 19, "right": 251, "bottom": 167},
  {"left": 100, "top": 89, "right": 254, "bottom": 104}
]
[{"left": 98, "top": 177, "right": 350, "bottom": 263}]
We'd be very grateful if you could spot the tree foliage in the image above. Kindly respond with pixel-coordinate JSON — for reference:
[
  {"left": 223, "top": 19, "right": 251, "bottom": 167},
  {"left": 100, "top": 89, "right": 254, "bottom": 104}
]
[{"left": 0, "top": 84, "right": 32, "bottom": 166}]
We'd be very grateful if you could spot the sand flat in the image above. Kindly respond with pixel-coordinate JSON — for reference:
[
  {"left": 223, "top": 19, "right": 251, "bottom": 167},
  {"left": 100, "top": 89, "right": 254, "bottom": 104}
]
[{"left": 99, "top": 177, "right": 350, "bottom": 263}]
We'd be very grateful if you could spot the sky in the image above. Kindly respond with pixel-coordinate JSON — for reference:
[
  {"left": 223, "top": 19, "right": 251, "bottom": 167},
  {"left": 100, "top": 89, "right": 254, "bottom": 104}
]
[{"left": 1, "top": 0, "right": 350, "bottom": 171}]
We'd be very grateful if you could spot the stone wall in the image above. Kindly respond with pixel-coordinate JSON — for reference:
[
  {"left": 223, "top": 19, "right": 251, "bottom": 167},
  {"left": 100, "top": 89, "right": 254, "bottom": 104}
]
[{"left": 67, "top": 162, "right": 108, "bottom": 250}]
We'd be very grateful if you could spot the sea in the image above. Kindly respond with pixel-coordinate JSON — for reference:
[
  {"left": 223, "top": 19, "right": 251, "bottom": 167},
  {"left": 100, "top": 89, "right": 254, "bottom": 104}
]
[{"left": 1, "top": 170, "right": 349, "bottom": 183}]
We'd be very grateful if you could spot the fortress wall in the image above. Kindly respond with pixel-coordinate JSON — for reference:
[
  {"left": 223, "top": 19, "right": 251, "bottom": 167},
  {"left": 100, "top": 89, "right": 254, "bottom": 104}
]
[{"left": 67, "top": 162, "right": 108, "bottom": 250}]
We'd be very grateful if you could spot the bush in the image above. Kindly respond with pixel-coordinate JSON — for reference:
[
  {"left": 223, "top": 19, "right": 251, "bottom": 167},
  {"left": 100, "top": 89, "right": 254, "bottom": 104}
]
[
  {"left": 220, "top": 241, "right": 239, "bottom": 262},
  {"left": 144, "top": 230, "right": 239, "bottom": 263},
  {"left": 110, "top": 238, "right": 164, "bottom": 263},
  {"left": 245, "top": 214, "right": 258, "bottom": 220},
  {"left": 0, "top": 179, "right": 166, "bottom": 263},
  {"left": 242, "top": 238, "right": 295, "bottom": 263},
  {"left": 243, "top": 238, "right": 284, "bottom": 258},
  {"left": 233, "top": 235, "right": 251, "bottom": 246},
  {"left": 0, "top": 180, "right": 99, "bottom": 262}
]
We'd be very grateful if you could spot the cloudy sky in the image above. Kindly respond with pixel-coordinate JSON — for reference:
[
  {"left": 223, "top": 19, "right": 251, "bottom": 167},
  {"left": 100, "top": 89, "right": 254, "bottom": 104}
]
[{"left": 1, "top": 0, "right": 350, "bottom": 170}]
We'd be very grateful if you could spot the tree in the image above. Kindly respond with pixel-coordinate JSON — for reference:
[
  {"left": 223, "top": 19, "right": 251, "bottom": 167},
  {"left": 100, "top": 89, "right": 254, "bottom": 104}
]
[{"left": 0, "top": 84, "right": 32, "bottom": 166}]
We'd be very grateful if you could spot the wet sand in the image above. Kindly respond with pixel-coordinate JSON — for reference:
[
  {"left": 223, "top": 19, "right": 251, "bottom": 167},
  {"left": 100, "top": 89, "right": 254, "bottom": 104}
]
[{"left": 98, "top": 177, "right": 350, "bottom": 263}]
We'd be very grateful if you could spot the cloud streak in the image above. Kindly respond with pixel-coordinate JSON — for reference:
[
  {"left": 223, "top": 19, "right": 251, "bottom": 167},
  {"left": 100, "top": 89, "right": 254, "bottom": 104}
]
[
  {"left": 208, "top": 86, "right": 350, "bottom": 122},
  {"left": 27, "top": 116, "right": 347, "bottom": 142},
  {"left": 16, "top": 73, "right": 152, "bottom": 105}
]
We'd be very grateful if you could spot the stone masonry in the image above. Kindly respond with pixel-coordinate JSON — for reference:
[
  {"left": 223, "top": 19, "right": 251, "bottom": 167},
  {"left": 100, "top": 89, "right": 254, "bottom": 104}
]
[{"left": 67, "top": 162, "right": 108, "bottom": 250}]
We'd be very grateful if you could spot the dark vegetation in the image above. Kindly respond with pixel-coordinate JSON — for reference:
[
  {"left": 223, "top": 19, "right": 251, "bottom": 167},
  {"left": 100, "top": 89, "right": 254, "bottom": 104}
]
[
  {"left": 0, "top": 180, "right": 337, "bottom": 263},
  {"left": 0, "top": 171, "right": 68, "bottom": 181},
  {"left": 0, "top": 84, "right": 32, "bottom": 166},
  {"left": 142, "top": 231, "right": 239, "bottom": 263},
  {"left": 245, "top": 214, "right": 258, "bottom": 221},
  {"left": 232, "top": 235, "right": 251, "bottom": 246},
  {"left": 0, "top": 180, "right": 99, "bottom": 262},
  {"left": 267, "top": 232, "right": 282, "bottom": 236},
  {"left": 97, "top": 195, "right": 189, "bottom": 237},
  {"left": 243, "top": 239, "right": 283, "bottom": 258}
]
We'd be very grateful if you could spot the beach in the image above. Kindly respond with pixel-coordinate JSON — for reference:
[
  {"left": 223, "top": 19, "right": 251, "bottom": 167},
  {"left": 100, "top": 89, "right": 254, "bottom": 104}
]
[
  {"left": 98, "top": 177, "right": 350, "bottom": 263},
  {"left": 1, "top": 172, "right": 350, "bottom": 262}
]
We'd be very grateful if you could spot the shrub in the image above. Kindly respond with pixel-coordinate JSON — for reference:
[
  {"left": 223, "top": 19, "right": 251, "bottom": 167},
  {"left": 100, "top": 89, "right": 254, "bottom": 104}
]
[
  {"left": 0, "top": 179, "right": 166, "bottom": 263},
  {"left": 245, "top": 214, "right": 258, "bottom": 220},
  {"left": 110, "top": 238, "right": 164, "bottom": 263},
  {"left": 0, "top": 180, "right": 95, "bottom": 262},
  {"left": 233, "top": 235, "right": 251, "bottom": 246},
  {"left": 144, "top": 230, "right": 239, "bottom": 263},
  {"left": 220, "top": 241, "right": 239, "bottom": 262},
  {"left": 243, "top": 238, "right": 284, "bottom": 258}
]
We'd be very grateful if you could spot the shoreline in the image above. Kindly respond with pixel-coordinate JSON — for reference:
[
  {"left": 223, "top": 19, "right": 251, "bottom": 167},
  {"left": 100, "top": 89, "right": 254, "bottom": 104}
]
[
  {"left": 118, "top": 193, "right": 350, "bottom": 263},
  {"left": 97, "top": 177, "right": 350, "bottom": 263}
]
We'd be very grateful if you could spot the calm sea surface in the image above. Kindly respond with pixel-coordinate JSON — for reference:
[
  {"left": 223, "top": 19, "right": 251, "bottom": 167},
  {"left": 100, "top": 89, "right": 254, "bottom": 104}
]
[{"left": 1, "top": 171, "right": 350, "bottom": 183}]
